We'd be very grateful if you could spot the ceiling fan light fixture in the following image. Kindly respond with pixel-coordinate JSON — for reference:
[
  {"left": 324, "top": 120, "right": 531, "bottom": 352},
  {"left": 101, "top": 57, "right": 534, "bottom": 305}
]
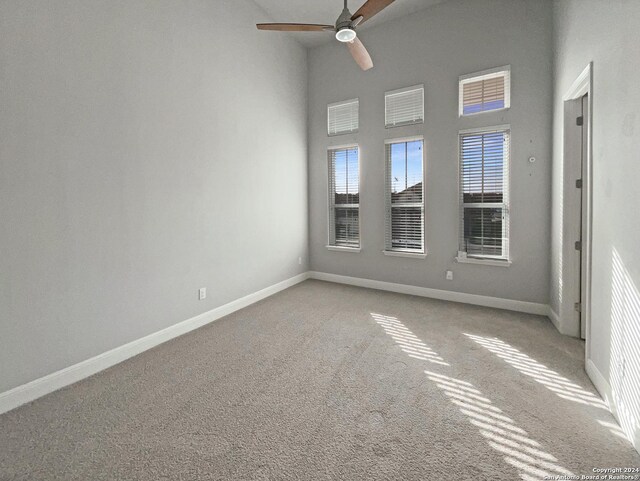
[
  {"left": 336, "top": 27, "right": 357, "bottom": 43},
  {"left": 256, "top": 0, "right": 398, "bottom": 70}
]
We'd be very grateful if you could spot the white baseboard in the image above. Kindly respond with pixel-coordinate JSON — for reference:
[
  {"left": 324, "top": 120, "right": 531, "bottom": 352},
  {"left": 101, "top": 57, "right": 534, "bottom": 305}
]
[
  {"left": 548, "top": 307, "right": 561, "bottom": 331},
  {"left": 309, "top": 271, "right": 549, "bottom": 316},
  {"left": 587, "top": 358, "right": 640, "bottom": 453},
  {"left": 547, "top": 306, "right": 582, "bottom": 337},
  {"left": 0, "top": 272, "right": 309, "bottom": 415},
  {"left": 586, "top": 358, "right": 613, "bottom": 409}
]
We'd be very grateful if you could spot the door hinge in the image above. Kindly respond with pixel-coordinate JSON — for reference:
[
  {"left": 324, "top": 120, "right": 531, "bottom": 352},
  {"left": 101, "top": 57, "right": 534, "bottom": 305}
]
[
  {"left": 576, "top": 179, "right": 583, "bottom": 189},
  {"left": 575, "top": 241, "right": 582, "bottom": 251},
  {"left": 575, "top": 302, "right": 581, "bottom": 312},
  {"left": 576, "top": 116, "right": 584, "bottom": 126}
]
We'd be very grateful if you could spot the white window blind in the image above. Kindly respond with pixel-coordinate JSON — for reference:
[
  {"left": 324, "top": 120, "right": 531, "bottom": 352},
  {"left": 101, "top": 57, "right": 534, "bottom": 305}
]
[
  {"left": 385, "top": 85, "right": 424, "bottom": 128},
  {"left": 458, "top": 126, "right": 510, "bottom": 261},
  {"left": 459, "top": 66, "right": 510, "bottom": 116},
  {"left": 328, "top": 98, "right": 359, "bottom": 136},
  {"left": 385, "top": 137, "right": 424, "bottom": 253},
  {"left": 328, "top": 146, "right": 360, "bottom": 248}
]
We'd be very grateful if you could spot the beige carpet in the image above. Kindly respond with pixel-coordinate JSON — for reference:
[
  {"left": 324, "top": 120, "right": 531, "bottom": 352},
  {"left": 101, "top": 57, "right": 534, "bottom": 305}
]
[{"left": 1, "top": 280, "right": 638, "bottom": 480}]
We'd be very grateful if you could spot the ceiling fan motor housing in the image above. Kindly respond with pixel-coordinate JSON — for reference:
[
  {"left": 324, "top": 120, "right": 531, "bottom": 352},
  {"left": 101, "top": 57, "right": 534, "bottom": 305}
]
[
  {"left": 335, "top": 7, "right": 356, "bottom": 42},
  {"left": 255, "top": 0, "right": 396, "bottom": 70},
  {"left": 336, "top": 7, "right": 353, "bottom": 29}
]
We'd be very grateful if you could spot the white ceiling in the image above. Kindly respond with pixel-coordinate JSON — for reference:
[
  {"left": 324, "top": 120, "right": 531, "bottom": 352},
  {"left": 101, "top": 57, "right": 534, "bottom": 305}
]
[{"left": 253, "top": 0, "right": 447, "bottom": 47}]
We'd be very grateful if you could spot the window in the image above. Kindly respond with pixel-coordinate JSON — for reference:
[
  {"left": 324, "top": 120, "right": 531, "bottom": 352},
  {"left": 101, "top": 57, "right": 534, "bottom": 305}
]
[
  {"left": 385, "top": 85, "right": 424, "bottom": 128},
  {"left": 328, "top": 98, "right": 359, "bottom": 136},
  {"left": 459, "top": 66, "right": 510, "bottom": 116},
  {"left": 384, "top": 137, "right": 425, "bottom": 255},
  {"left": 328, "top": 146, "right": 360, "bottom": 249},
  {"left": 458, "top": 126, "right": 510, "bottom": 263}
]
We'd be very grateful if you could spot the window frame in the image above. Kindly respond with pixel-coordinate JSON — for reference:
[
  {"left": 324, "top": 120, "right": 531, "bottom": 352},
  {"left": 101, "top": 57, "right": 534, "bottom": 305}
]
[
  {"left": 384, "top": 84, "right": 425, "bottom": 129},
  {"left": 456, "top": 125, "right": 511, "bottom": 266},
  {"left": 459, "top": 65, "right": 511, "bottom": 117},
  {"left": 327, "top": 144, "right": 361, "bottom": 252},
  {"left": 383, "top": 135, "right": 426, "bottom": 258},
  {"left": 327, "top": 98, "right": 359, "bottom": 137}
]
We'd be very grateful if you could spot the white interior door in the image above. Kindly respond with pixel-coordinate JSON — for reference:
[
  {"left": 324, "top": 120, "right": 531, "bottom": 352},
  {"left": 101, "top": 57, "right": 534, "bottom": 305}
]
[{"left": 579, "top": 94, "right": 589, "bottom": 340}]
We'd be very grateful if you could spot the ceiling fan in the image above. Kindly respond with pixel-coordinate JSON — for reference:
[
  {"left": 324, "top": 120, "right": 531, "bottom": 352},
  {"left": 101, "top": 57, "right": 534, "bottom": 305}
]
[{"left": 257, "top": 0, "right": 395, "bottom": 71}]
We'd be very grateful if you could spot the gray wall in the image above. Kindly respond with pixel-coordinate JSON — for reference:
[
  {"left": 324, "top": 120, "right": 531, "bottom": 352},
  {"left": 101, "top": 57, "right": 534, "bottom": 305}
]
[
  {"left": 552, "top": 0, "right": 640, "bottom": 449},
  {"left": 308, "top": 0, "right": 553, "bottom": 304},
  {"left": 0, "top": 0, "right": 308, "bottom": 393}
]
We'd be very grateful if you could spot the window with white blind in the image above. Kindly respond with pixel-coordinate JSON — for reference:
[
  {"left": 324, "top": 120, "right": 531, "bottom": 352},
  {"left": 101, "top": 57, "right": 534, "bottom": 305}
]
[
  {"left": 328, "top": 146, "right": 360, "bottom": 249},
  {"left": 458, "top": 126, "right": 510, "bottom": 264},
  {"left": 385, "top": 85, "right": 424, "bottom": 128},
  {"left": 384, "top": 137, "right": 425, "bottom": 255},
  {"left": 459, "top": 66, "right": 510, "bottom": 116},
  {"left": 328, "top": 98, "right": 359, "bottom": 136}
]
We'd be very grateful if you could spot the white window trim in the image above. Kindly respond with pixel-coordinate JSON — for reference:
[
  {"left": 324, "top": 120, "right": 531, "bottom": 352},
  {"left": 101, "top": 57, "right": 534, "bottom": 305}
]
[
  {"left": 326, "top": 245, "right": 361, "bottom": 253},
  {"left": 384, "top": 136, "right": 426, "bottom": 255},
  {"left": 457, "top": 125, "right": 511, "bottom": 264},
  {"left": 384, "top": 135, "right": 424, "bottom": 145},
  {"left": 383, "top": 250, "right": 427, "bottom": 259},
  {"left": 459, "top": 124, "right": 511, "bottom": 136},
  {"left": 385, "top": 84, "right": 424, "bottom": 96},
  {"left": 327, "top": 98, "right": 359, "bottom": 136},
  {"left": 455, "top": 251, "right": 512, "bottom": 267},
  {"left": 327, "top": 144, "right": 361, "bottom": 250},
  {"left": 459, "top": 65, "right": 511, "bottom": 117},
  {"left": 385, "top": 84, "right": 425, "bottom": 128}
]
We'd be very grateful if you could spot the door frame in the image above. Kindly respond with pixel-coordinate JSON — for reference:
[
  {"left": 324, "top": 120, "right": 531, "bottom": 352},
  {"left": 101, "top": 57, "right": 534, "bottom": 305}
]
[{"left": 562, "top": 62, "right": 593, "bottom": 362}]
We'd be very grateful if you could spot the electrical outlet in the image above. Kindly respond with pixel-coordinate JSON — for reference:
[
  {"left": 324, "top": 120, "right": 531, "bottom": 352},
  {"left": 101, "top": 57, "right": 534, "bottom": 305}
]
[
  {"left": 298, "top": 257, "right": 302, "bottom": 265},
  {"left": 199, "top": 287, "right": 206, "bottom": 300},
  {"left": 446, "top": 270, "right": 454, "bottom": 281}
]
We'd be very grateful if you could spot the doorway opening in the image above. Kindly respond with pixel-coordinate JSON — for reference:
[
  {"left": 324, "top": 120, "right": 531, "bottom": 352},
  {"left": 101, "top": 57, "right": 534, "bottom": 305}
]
[{"left": 562, "top": 63, "right": 593, "bottom": 355}]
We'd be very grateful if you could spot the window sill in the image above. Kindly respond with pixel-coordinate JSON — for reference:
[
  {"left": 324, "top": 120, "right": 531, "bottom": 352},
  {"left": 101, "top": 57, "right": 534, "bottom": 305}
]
[
  {"left": 328, "top": 130, "right": 359, "bottom": 137},
  {"left": 385, "top": 120, "right": 424, "bottom": 129},
  {"left": 383, "top": 250, "right": 427, "bottom": 259},
  {"left": 459, "top": 107, "right": 510, "bottom": 118},
  {"left": 326, "top": 245, "right": 361, "bottom": 253},
  {"left": 455, "top": 256, "right": 512, "bottom": 267}
]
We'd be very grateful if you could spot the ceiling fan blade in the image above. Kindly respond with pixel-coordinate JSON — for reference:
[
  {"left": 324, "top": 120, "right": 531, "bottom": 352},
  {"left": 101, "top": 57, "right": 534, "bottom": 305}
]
[
  {"left": 256, "top": 23, "right": 334, "bottom": 32},
  {"left": 351, "top": 0, "right": 395, "bottom": 25},
  {"left": 346, "top": 37, "right": 373, "bottom": 71}
]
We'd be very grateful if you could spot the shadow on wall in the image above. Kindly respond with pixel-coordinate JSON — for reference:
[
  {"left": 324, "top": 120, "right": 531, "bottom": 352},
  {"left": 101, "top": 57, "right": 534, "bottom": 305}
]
[{"left": 611, "top": 247, "right": 640, "bottom": 449}]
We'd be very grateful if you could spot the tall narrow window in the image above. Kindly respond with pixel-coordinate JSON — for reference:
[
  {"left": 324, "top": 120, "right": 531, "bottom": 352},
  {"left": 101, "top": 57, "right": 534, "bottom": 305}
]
[
  {"left": 458, "top": 126, "right": 510, "bottom": 262},
  {"left": 459, "top": 66, "right": 510, "bottom": 116},
  {"left": 385, "top": 85, "right": 424, "bottom": 128},
  {"left": 328, "top": 98, "right": 359, "bottom": 136},
  {"left": 328, "top": 146, "right": 360, "bottom": 249},
  {"left": 385, "top": 137, "right": 425, "bottom": 254}
]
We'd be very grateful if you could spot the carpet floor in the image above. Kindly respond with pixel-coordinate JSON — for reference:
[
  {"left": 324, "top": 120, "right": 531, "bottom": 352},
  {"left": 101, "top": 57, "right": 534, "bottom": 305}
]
[{"left": 1, "top": 280, "right": 639, "bottom": 480}]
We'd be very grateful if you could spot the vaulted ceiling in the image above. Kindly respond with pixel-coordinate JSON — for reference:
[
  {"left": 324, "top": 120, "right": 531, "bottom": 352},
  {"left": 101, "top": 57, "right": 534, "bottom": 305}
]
[{"left": 253, "top": 0, "right": 447, "bottom": 47}]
